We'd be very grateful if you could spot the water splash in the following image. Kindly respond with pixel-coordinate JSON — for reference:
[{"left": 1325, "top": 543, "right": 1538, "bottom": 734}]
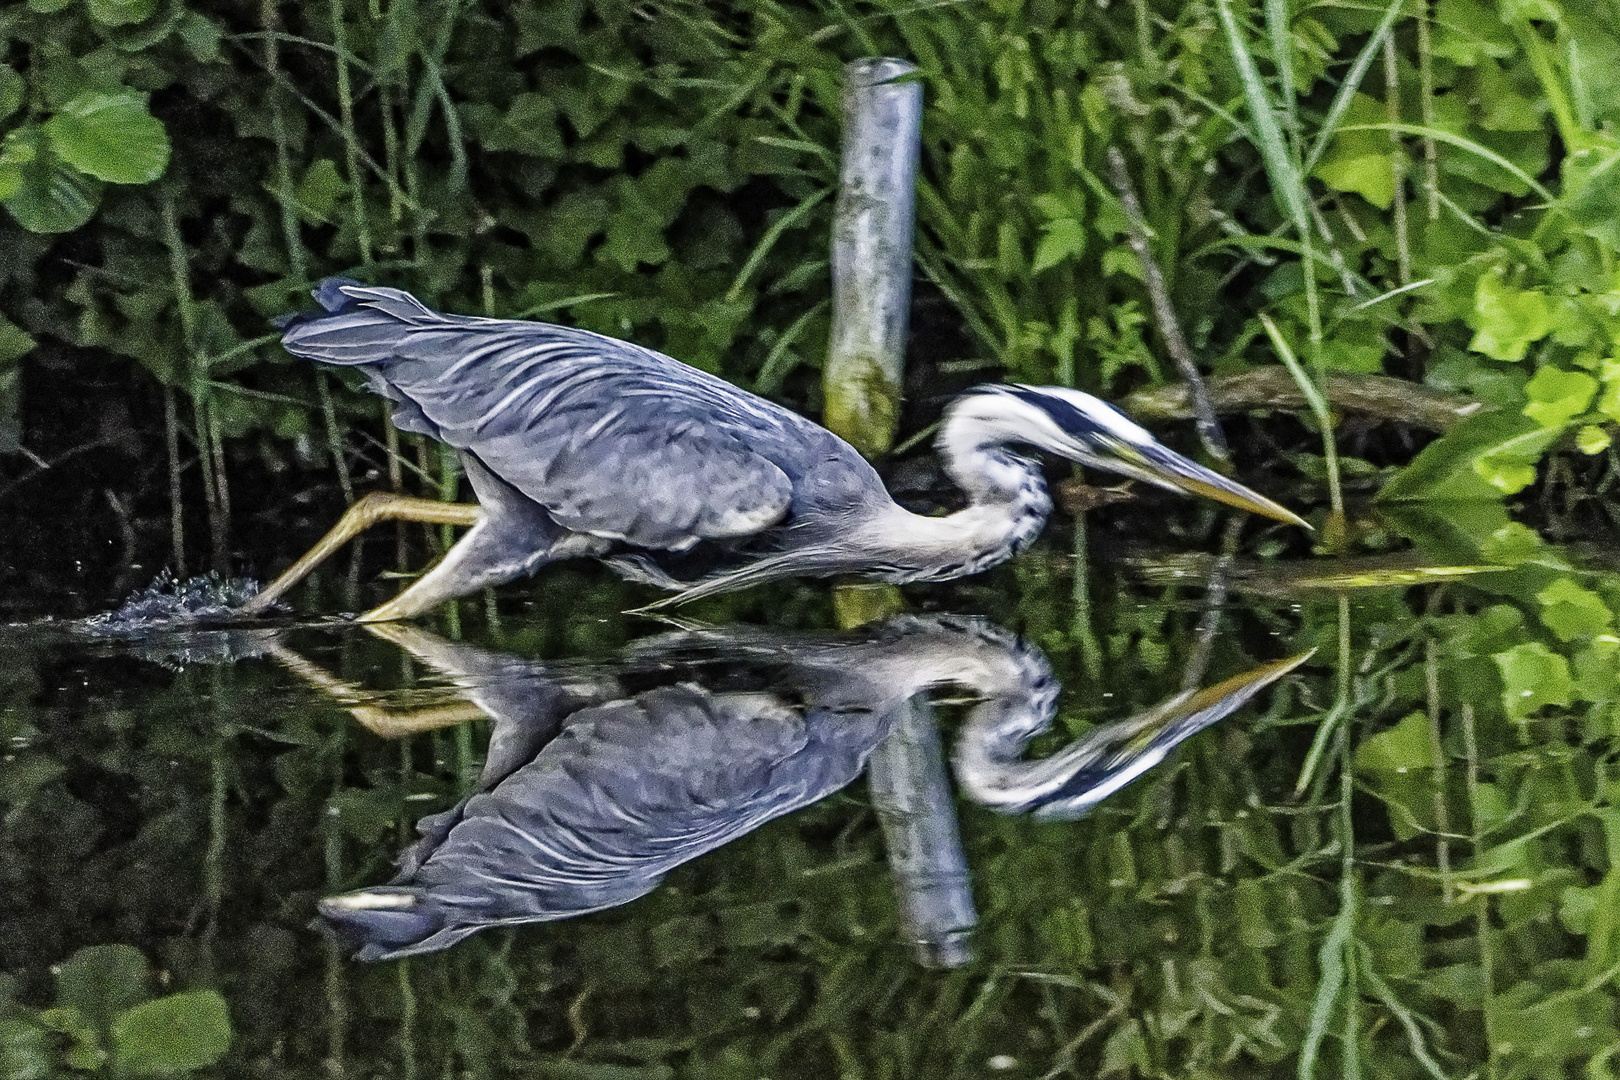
[
  {"left": 85, "top": 570, "right": 266, "bottom": 630},
  {"left": 74, "top": 571, "right": 279, "bottom": 668}
]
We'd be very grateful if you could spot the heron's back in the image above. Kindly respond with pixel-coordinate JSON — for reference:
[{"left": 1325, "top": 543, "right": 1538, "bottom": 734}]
[{"left": 280, "top": 281, "right": 886, "bottom": 547}]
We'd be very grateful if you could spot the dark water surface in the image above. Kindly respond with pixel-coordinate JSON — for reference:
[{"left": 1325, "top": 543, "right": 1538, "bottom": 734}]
[{"left": 5, "top": 516, "right": 1619, "bottom": 1079}]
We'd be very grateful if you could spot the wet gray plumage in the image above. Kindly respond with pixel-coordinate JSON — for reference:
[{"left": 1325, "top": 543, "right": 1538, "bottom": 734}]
[
  {"left": 269, "top": 279, "right": 1303, "bottom": 619},
  {"left": 284, "top": 279, "right": 862, "bottom": 552}
]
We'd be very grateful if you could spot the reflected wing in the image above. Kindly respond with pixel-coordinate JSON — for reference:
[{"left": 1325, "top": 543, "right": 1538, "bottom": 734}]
[
  {"left": 319, "top": 683, "right": 883, "bottom": 961},
  {"left": 281, "top": 282, "right": 795, "bottom": 550}
]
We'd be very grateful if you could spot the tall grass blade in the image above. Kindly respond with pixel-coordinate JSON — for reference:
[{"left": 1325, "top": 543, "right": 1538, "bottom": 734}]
[
  {"left": 1302, "top": 0, "right": 1409, "bottom": 176},
  {"left": 1215, "top": 0, "right": 1309, "bottom": 236},
  {"left": 1262, "top": 313, "right": 1342, "bottom": 513}
]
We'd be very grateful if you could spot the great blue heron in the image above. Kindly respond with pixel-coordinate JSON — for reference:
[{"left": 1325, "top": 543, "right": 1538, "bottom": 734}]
[
  {"left": 241, "top": 280, "right": 1305, "bottom": 621},
  {"left": 290, "top": 616, "right": 1310, "bottom": 960}
]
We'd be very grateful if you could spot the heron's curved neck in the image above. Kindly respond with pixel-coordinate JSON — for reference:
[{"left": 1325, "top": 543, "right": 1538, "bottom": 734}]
[
  {"left": 861, "top": 408, "right": 1052, "bottom": 581},
  {"left": 937, "top": 407, "right": 1050, "bottom": 506}
]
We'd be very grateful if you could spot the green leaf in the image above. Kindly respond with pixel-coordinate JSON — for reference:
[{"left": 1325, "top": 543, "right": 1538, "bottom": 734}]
[
  {"left": 502, "top": 94, "right": 567, "bottom": 157},
  {"left": 1537, "top": 578, "right": 1613, "bottom": 642},
  {"left": 38, "top": 1007, "right": 104, "bottom": 1071},
  {"left": 44, "top": 90, "right": 169, "bottom": 185},
  {"left": 1481, "top": 521, "right": 1545, "bottom": 564},
  {"left": 1574, "top": 637, "right": 1620, "bottom": 702},
  {"left": 84, "top": 0, "right": 157, "bottom": 25},
  {"left": 176, "top": 11, "right": 224, "bottom": 62},
  {"left": 0, "top": 1018, "right": 51, "bottom": 1080},
  {"left": 1522, "top": 367, "right": 1597, "bottom": 427},
  {"left": 1100, "top": 244, "right": 1143, "bottom": 281},
  {"left": 2, "top": 155, "right": 95, "bottom": 217},
  {"left": 1559, "top": 142, "right": 1620, "bottom": 251},
  {"left": 110, "top": 991, "right": 231, "bottom": 1076},
  {"left": 1426, "top": 964, "right": 1487, "bottom": 1008},
  {"left": 600, "top": 215, "right": 670, "bottom": 272},
  {"left": 1032, "top": 218, "right": 1086, "bottom": 272},
  {"left": 1472, "top": 455, "right": 1536, "bottom": 494},
  {"left": 1321, "top": 338, "right": 1385, "bottom": 373},
  {"left": 1355, "top": 712, "right": 1437, "bottom": 774},
  {"left": 1469, "top": 59, "right": 1546, "bottom": 133},
  {"left": 1566, "top": 5, "right": 1620, "bottom": 127},
  {"left": 1311, "top": 93, "right": 1396, "bottom": 209},
  {"left": 293, "top": 159, "right": 347, "bottom": 225},
  {"left": 54, "top": 945, "right": 151, "bottom": 1033},
  {"left": 1597, "top": 359, "right": 1620, "bottom": 422},
  {"left": 1427, "top": 341, "right": 1529, "bottom": 406},
  {"left": 1354, "top": 710, "right": 1451, "bottom": 838},
  {"left": 0, "top": 126, "right": 36, "bottom": 203},
  {"left": 0, "top": 317, "right": 32, "bottom": 365},
  {"left": 1378, "top": 410, "right": 1562, "bottom": 501},
  {"left": 1431, "top": 0, "right": 1515, "bottom": 64},
  {"left": 1561, "top": 884, "right": 1598, "bottom": 934},
  {"left": 0, "top": 67, "right": 22, "bottom": 124},
  {"left": 1468, "top": 268, "right": 1553, "bottom": 362},
  {"left": 104, "top": 1, "right": 187, "bottom": 53},
  {"left": 1548, "top": 295, "right": 1599, "bottom": 348},
  {"left": 539, "top": 189, "right": 608, "bottom": 267},
  {"left": 1031, "top": 193, "right": 1069, "bottom": 219},
  {"left": 1576, "top": 424, "right": 1611, "bottom": 454},
  {"left": 1494, "top": 642, "right": 1574, "bottom": 721}
]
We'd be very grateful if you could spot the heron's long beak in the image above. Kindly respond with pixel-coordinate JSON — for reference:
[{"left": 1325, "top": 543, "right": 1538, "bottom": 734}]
[{"left": 1093, "top": 439, "right": 1310, "bottom": 529}]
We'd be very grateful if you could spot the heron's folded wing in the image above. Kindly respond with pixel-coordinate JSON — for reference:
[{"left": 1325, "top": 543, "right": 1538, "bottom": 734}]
[
  {"left": 476, "top": 408, "right": 794, "bottom": 550},
  {"left": 282, "top": 283, "right": 797, "bottom": 550}
]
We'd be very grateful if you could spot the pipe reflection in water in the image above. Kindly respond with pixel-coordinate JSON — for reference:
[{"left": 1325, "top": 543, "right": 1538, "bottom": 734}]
[
  {"left": 273, "top": 617, "right": 1309, "bottom": 961},
  {"left": 867, "top": 696, "right": 977, "bottom": 968}
]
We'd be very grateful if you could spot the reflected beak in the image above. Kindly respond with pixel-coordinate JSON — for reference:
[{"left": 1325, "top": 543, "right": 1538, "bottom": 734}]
[
  {"left": 1087, "top": 649, "right": 1317, "bottom": 778},
  {"left": 1099, "top": 439, "right": 1310, "bottom": 529},
  {"left": 1073, "top": 648, "right": 1317, "bottom": 780},
  {"left": 958, "top": 649, "right": 1317, "bottom": 820},
  {"left": 1162, "top": 649, "right": 1317, "bottom": 728}
]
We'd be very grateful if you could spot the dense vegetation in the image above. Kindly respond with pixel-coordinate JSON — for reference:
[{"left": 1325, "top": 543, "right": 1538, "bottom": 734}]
[
  {"left": 7, "top": 0, "right": 1620, "bottom": 1078},
  {"left": 5, "top": 0, "right": 1619, "bottom": 602}
]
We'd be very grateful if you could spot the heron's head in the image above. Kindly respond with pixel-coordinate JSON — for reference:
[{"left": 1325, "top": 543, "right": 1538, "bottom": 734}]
[{"left": 945, "top": 384, "right": 1308, "bottom": 527}]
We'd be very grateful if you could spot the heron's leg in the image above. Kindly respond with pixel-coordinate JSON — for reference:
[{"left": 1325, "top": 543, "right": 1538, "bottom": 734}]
[
  {"left": 239, "top": 492, "right": 483, "bottom": 615},
  {"left": 358, "top": 512, "right": 569, "bottom": 622},
  {"left": 266, "top": 639, "right": 487, "bottom": 738}
]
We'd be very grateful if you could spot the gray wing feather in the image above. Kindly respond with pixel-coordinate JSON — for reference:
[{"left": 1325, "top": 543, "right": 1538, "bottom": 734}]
[{"left": 282, "top": 283, "right": 796, "bottom": 549}]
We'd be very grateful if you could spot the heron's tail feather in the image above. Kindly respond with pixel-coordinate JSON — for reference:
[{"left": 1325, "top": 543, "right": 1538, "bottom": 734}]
[{"left": 277, "top": 280, "right": 447, "bottom": 365}]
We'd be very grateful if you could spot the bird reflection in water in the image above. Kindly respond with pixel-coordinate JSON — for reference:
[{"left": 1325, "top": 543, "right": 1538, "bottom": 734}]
[{"left": 271, "top": 617, "right": 1308, "bottom": 962}]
